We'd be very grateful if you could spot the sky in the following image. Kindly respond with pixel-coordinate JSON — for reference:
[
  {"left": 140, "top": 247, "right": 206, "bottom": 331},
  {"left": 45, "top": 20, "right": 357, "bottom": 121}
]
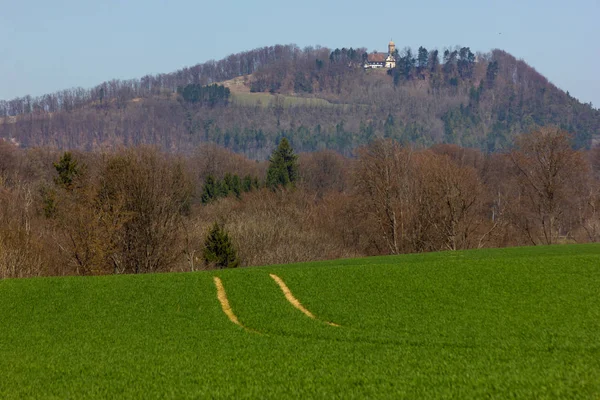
[{"left": 0, "top": 0, "right": 598, "bottom": 107}]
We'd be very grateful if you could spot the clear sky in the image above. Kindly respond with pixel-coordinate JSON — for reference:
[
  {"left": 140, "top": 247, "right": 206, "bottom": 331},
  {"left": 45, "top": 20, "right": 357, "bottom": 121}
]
[{"left": 1, "top": 0, "right": 598, "bottom": 107}]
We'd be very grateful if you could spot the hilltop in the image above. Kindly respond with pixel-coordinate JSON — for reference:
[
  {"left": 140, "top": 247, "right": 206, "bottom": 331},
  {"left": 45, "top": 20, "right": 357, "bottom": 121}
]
[{"left": 0, "top": 44, "right": 599, "bottom": 157}]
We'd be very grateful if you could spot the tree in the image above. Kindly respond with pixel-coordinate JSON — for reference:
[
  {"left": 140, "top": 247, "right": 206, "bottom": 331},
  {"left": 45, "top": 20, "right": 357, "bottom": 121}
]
[
  {"left": 509, "top": 127, "right": 589, "bottom": 244},
  {"left": 201, "top": 175, "right": 218, "bottom": 204},
  {"left": 399, "top": 48, "right": 416, "bottom": 80},
  {"left": 443, "top": 49, "right": 458, "bottom": 76},
  {"left": 99, "top": 147, "right": 192, "bottom": 273},
  {"left": 429, "top": 49, "right": 439, "bottom": 72},
  {"left": 299, "top": 150, "right": 348, "bottom": 197},
  {"left": 177, "top": 84, "right": 230, "bottom": 107},
  {"left": 486, "top": 60, "right": 499, "bottom": 88},
  {"left": 53, "top": 152, "right": 82, "bottom": 189},
  {"left": 203, "top": 222, "right": 239, "bottom": 269},
  {"left": 417, "top": 46, "right": 429, "bottom": 71},
  {"left": 413, "top": 151, "right": 486, "bottom": 251},
  {"left": 355, "top": 139, "right": 413, "bottom": 254},
  {"left": 457, "top": 47, "right": 475, "bottom": 78},
  {"left": 266, "top": 138, "right": 298, "bottom": 190},
  {"left": 0, "top": 140, "right": 18, "bottom": 182}
]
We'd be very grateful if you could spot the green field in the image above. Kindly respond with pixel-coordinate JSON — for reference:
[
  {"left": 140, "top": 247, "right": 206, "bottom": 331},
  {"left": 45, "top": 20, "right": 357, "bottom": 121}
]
[
  {"left": 1, "top": 245, "right": 599, "bottom": 398},
  {"left": 231, "top": 92, "right": 343, "bottom": 108}
]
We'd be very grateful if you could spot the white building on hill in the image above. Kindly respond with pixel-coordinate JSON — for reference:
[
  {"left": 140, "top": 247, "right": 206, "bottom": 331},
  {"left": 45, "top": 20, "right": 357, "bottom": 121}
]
[{"left": 364, "top": 41, "right": 396, "bottom": 69}]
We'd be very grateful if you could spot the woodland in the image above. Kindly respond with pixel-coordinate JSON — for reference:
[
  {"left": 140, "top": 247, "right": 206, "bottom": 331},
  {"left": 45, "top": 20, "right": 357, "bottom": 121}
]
[
  {"left": 0, "top": 44, "right": 598, "bottom": 159},
  {"left": 1, "top": 127, "right": 600, "bottom": 278},
  {"left": 1, "top": 43, "right": 600, "bottom": 277}
]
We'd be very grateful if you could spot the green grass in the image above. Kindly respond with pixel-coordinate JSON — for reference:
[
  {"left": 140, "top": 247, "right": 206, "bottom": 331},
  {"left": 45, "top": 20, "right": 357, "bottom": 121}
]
[
  {"left": 231, "top": 92, "right": 342, "bottom": 108},
  {"left": 1, "top": 244, "right": 599, "bottom": 398}
]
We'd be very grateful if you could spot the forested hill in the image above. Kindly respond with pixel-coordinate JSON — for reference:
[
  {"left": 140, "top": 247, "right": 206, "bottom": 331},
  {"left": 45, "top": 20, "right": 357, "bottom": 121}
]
[{"left": 1, "top": 44, "right": 598, "bottom": 158}]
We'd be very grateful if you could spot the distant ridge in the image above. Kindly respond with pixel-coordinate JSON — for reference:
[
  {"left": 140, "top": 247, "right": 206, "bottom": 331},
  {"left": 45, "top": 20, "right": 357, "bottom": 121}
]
[{"left": 1, "top": 44, "right": 598, "bottom": 156}]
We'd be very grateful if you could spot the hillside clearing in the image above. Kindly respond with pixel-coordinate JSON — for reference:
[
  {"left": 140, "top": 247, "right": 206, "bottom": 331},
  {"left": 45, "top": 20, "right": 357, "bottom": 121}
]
[{"left": 231, "top": 92, "right": 345, "bottom": 109}]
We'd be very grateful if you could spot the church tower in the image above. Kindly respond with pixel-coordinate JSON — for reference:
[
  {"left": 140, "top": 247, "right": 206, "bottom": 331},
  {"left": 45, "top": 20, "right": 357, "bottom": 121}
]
[
  {"left": 388, "top": 40, "right": 396, "bottom": 56},
  {"left": 385, "top": 40, "right": 396, "bottom": 69}
]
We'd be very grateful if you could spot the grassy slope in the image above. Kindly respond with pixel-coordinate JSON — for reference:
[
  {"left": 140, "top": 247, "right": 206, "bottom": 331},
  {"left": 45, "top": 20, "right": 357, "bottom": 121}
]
[
  {"left": 231, "top": 92, "right": 343, "bottom": 109},
  {"left": 1, "top": 245, "right": 599, "bottom": 398}
]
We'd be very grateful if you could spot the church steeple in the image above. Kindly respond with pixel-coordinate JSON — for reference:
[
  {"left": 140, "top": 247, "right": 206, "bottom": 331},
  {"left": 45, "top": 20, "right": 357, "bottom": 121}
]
[{"left": 388, "top": 39, "right": 395, "bottom": 55}]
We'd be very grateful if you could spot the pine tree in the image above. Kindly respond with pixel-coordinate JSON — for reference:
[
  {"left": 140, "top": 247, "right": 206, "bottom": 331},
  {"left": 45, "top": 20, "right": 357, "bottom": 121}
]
[
  {"left": 231, "top": 174, "right": 242, "bottom": 198},
  {"left": 201, "top": 175, "right": 218, "bottom": 204},
  {"left": 203, "top": 222, "right": 239, "bottom": 269},
  {"left": 242, "top": 175, "right": 253, "bottom": 192},
  {"left": 53, "top": 152, "right": 82, "bottom": 189},
  {"left": 266, "top": 138, "right": 298, "bottom": 190},
  {"left": 417, "top": 46, "right": 429, "bottom": 69}
]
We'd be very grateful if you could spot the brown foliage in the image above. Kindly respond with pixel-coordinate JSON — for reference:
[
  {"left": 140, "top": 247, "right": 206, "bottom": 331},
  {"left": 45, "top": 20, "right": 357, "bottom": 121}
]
[
  {"left": 195, "top": 189, "right": 357, "bottom": 267},
  {"left": 46, "top": 147, "right": 193, "bottom": 275},
  {"left": 354, "top": 140, "right": 413, "bottom": 254},
  {"left": 509, "top": 127, "right": 590, "bottom": 244},
  {"left": 0, "top": 135, "right": 598, "bottom": 279},
  {"left": 98, "top": 148, "right": 192, "bottom": 273},
  {"left": 411, "top": 151, "right": 488, "bottom": 251},
  {"left": 299, "top": 150, "right": 350, "bottom": 197}
]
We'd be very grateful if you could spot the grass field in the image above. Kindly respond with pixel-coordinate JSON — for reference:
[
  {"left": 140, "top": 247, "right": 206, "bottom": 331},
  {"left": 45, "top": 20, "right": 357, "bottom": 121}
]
[
  {"left": 231, "top": 92, "right": 343, "bottom": 109},
  {"left": 1, "top": 245, "right": 599, "bottom": 398}
]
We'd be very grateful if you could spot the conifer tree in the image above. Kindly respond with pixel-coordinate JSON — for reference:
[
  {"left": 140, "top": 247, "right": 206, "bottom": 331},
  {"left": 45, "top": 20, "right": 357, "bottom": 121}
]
[
  {"left": 230, "top": 174, "right": 242, "bottom": 198},
  {"left": 201, "top": 175, "right": 218, "bottom": 204},
  {"left": 203, "top": 222, "right": 239, "bottom": 269},
  {"left": 53, "top": 152, "right": 82, "bottom": 189},
  {"left": 266, "top": 138, "right": 298, "bottom": 190}
]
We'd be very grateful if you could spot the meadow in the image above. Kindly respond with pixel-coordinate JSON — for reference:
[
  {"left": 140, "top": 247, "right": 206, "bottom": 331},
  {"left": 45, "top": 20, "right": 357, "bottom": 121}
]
[
  {"left": 231, "top": 92, "right": 344, "bottom": 108},
  {"left": 1, "top": 244, "right": 599, "bottom": 398}
]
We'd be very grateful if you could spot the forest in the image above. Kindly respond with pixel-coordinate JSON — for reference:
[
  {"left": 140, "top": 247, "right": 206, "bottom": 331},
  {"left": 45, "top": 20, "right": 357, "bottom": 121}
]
[
  {"left": 1, "top": 44, "right": 598, "bottom": 157},
  {"left": 1, "top": 126, "right": 600, "bottom": 278}
]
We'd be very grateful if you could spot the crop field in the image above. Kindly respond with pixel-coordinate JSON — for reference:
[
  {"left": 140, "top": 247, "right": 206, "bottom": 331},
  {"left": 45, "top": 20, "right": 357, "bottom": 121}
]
[{"left": 1, "top": 244, "right": 599, "bottom": 398}]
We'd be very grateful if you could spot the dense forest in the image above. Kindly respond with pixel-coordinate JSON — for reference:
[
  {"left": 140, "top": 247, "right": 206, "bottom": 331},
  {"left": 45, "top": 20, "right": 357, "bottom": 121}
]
[
  {"left": 1, "top": 127, "right": 600, "bottom": 278},
  {"left": 1, "top": 44, "right": 598, "bottom": 157}
]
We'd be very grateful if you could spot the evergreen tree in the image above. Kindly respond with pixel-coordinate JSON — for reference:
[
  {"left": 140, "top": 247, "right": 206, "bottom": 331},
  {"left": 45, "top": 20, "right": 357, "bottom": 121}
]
[
  {"left": 177, "top": 84, "right": 230, "bottom": 107},
  {"left": 203, "top": 222, "right": 239, "bottom": 269},
  {"left": 266, "top": 138, "right": 298, "bottom": 190},
  {"left": 242, "top": 175, "right": 254, "bottom": 192},
  {"left": 231, "top": 174, "right": 242, "bottom": 198},
  {"left": 202, "top": 174, "right": 249, "bottom": 203},
  {"left": 429, "top": 50, "right": 440, "bottom": 72},
  {"left": 401, "top": 48, "right": 415, "bottom": 79},
  {"left": 486, "top": 61, "right": 499, "bottom": 88},
  {"left": 458, "top": 47, "right": 475, "bottom": 78},
  {"left": 384, "top": 114, "right": 396, "bottom": 138},
  {"left": 417, "top": 46, "right": 429, "bottom": 69},
  {"left": 201, "top": 175, "right": 218, "bottom": 204},
  {"left": 222, "top": 173, "right": 235, "bottom": 197},
  {"left": 53, "top": 152, "right": 81, "bottom": 189}
]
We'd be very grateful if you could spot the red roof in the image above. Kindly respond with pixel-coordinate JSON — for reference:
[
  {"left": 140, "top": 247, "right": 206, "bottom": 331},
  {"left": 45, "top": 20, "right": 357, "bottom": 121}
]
[{"left": 367, "top": 53, "right": 386, "bottom": 63}]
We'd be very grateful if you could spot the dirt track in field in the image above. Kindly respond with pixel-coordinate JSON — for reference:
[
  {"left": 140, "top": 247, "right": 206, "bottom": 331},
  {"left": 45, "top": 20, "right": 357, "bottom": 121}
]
[{"left": 270, "top": 274, "right": 340, "bottom": 327}]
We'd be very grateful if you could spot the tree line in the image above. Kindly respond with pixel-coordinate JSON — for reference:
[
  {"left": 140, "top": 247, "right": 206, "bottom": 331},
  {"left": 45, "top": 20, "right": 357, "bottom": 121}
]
[
  {"left": 1, "top": 127, "right": 599, "bottom": 278},
  {"left": 178, "top": 84, "right": 231, "bottom": 107},
  {"left": 1, "top": 44, "right": 598, "bottom": 155},
  {"left": 0, "top": 45, "right": 321, "bottom": 117}
]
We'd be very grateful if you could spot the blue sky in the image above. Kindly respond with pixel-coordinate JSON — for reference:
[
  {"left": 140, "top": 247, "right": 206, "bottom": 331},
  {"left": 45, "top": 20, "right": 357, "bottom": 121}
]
[{"left": 1, "top": 0, "right": 598, "bottom": 107}]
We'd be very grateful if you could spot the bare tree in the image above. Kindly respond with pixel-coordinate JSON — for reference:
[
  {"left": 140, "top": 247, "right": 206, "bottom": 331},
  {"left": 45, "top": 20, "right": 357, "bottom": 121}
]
[
  {"left": 355, "top": 139, "right": 412, "bottom": 254},
  {"left": 413, "top": 151, "right": 486, "bottom": 251},
  {"left": 100, "top": 148, "right": 193, "bottom": 273},
  {"left": 509, "top": 127, "right": 590, "bottom": 244}
]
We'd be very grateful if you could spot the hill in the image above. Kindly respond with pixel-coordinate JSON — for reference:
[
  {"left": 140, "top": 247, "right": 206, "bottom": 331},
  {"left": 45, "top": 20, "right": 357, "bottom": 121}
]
[
  {"left": 0, "top": 44, "right": 598, "bottom": 157},
  {"left": 1, "top": 244, "right": 599, "bottom": 398}
]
